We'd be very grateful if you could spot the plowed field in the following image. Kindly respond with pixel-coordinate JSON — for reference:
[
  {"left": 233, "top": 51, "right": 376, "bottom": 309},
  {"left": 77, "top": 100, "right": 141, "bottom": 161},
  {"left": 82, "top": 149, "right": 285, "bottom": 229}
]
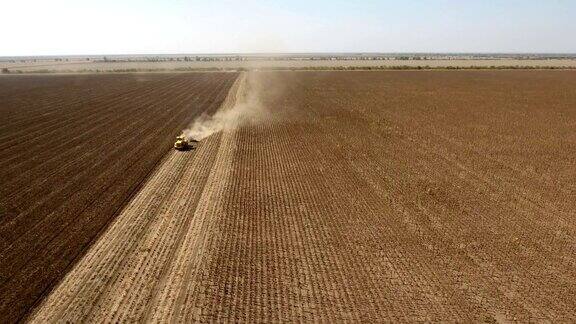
[
  {"left": 27, "top": 71, "right": 576, "bottom": 322},
  {"left": 0, "top": 72, "right": 238, "bottom": 323}
]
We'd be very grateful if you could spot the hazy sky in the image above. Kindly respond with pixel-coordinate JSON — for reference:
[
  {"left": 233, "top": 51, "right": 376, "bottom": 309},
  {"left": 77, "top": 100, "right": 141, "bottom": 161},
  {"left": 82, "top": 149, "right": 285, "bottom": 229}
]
[{"left": 2, "top": 0, "right": 575, "bottom": 56}]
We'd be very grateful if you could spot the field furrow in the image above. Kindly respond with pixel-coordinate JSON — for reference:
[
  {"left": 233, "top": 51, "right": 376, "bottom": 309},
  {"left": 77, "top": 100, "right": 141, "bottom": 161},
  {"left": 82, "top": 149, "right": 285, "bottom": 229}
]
[
  {"left": 0, "top": 72, "right": 237, "bottom": 323},
  {"left": 9, "top": 70, "right": 576, "bottom": 322}
]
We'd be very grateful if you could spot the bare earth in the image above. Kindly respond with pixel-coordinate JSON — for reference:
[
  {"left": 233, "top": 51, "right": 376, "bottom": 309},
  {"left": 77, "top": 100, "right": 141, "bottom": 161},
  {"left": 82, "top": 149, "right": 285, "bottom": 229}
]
[
  {"left": 31, "top": 71, "right": 576, "bottom": 322},
  {"left": 0, "top": 73, "right": 237, "bottom": 323}
]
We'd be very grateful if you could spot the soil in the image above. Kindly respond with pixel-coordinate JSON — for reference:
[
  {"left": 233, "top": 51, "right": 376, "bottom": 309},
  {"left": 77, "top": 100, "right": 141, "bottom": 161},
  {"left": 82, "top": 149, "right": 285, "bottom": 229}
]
[
  {"left": 15, "top": 70, "right": 576, "bottom": 322},
  {"left": 0, "top": 72, "right": 238, "bottom": 323}
]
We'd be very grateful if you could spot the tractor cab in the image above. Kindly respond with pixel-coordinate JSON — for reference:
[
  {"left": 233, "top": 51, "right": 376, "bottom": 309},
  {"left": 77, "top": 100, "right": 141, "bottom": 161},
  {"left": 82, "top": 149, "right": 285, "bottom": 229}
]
[{"left": 174, "top": 135, "right": 198, "bottom": 151}]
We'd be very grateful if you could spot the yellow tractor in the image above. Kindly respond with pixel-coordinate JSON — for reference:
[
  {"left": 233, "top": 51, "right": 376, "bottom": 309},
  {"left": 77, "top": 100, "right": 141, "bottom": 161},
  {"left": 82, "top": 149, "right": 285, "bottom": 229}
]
[{"left": 174, "top": 135, "right": 197, "bottom": 151}]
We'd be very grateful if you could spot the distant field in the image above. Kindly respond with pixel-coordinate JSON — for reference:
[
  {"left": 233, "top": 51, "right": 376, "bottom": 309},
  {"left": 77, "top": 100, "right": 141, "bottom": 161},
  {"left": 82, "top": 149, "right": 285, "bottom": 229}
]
[
  {"left": 2, "top": 59, "right": 576, "bottom": 72},
  {"left": 29, "top": 70, "right": 576, "bottom": 322},
  {"left": 0, "top": 73, "right": 237, "bottom": 323}
]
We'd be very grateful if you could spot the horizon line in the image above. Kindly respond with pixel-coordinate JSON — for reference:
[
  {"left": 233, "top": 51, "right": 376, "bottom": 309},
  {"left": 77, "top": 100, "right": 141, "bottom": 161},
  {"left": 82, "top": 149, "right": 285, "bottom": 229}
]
[{"left": 2, "top": 52, "right": 576, "bottom": 59}]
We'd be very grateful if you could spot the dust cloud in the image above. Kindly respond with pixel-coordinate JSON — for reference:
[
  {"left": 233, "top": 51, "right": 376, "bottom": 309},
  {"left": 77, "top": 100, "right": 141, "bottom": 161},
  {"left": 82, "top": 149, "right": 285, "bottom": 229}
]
[{"left": 181, "top": 72, "right": 276, "bottom": 140}]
